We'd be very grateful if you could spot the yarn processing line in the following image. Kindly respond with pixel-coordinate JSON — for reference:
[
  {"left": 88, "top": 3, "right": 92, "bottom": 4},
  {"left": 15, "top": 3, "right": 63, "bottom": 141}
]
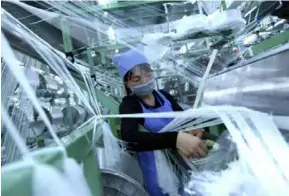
[{"left": 1, "top": 1, "right": 289, "bottom": 196}]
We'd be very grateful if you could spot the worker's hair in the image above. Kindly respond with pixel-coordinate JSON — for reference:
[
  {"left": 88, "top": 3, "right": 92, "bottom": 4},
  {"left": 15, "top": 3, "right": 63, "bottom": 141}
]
[{"left": 123, "top": 71, "right": 133, "bottom": 96}]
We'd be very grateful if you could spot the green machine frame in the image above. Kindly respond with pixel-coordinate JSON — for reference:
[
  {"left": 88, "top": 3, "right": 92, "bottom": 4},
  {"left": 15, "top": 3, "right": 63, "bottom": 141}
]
[{"left": 2, "top": 121, "right": 103, "bottom": 196}]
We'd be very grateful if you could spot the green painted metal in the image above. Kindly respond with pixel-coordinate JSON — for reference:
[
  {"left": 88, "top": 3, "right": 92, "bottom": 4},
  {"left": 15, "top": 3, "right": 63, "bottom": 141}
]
[
  {"left": 92, "top": 88, "right": 120, "bottom": 136},
  {"left": 1, "top": 150, "right": 65, "bottom": 196},
  {"left": 75, "top": 76, "right": 120, "bottom": 136},
  {"left": 65, "top": 123, "right": 103, "bottom": 196},
  {"left": 221, "top": 0, "right": 227, "bottom": 10},
  {"left": 251, "top": 29, "right": 289, "bottom": 55},
  {"left": 1, "top": 148, "right": 66, "bottom": 196},
  {"left": 37, "top": 135, "right": 45, "bottom": 147},
  {"left": 74, "top": 77, "right": 120, "bottom": 114},
  {"left": 85, "top": 49, "right": 119, "bottom": 136},
  {"left": 100, "top": 53, "right": 106, "bottom": 65},
  {"left": 82, "top": 150, "right": 103, "bottom": 196},
  {"left": 1, "top": 121, "right": 103, "bottom": 196},
  {"left": 109, "top": 117, "right": 120, "bottom": 137},
  {"left": 61, "top": 19, "right": 73, "bottom": 53},
  {"left": 65, "top": 122, "right": 95, "bottom": 162},
  {"left": 208, "top": 124, "right": 226, "bottom": 136},
  {"left": 1, "top": 166, "right": 33, "bottom": 196},
  {"left": 34, "top": 148, "right": 65, "bottom": 172},
  {"left": 60, "top": 22, "right": 103, "bottom": 196}
]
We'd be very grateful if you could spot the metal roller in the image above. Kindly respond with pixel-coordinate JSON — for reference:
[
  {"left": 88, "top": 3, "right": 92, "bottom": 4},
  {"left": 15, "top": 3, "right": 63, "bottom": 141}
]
[
  {"left": 42, "top": 75, "right": 59, "bottom": 90},
  {"left": 24, "top": 68, "right": 59, "bottom": 90},
  {"left": 61, "top": 105, "right": 88, "bottom": 127},
  {"left": 97, "top": 148, "right": 149, "bottom": 196}
]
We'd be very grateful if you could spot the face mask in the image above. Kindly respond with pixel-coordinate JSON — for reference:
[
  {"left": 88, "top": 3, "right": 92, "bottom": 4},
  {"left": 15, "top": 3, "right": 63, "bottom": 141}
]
[{"left": 131, "top": 79, "right": 155, "bottom": 96}]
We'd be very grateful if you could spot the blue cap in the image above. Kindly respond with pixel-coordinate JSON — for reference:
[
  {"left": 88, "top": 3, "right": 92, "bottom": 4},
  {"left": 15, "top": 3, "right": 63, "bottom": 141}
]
[{"left": 113, "top": 45, "right": 148, "bottom": 78}]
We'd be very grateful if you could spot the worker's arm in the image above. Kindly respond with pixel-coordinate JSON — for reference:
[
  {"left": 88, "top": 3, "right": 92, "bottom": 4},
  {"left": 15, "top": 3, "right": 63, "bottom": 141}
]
[{"left": 119, "top": 96, "right": 178, "bottom": 152}]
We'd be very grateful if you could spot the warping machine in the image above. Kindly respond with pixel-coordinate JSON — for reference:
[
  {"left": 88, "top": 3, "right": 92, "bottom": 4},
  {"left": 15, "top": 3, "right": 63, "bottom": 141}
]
[{"left": 1, "top": 1, "right": 289, "bottom": 196}]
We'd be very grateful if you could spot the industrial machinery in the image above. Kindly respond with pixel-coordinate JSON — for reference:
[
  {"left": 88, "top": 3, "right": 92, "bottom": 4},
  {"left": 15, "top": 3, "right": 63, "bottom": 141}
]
[
  {"left": 97, "top": 148, "right": 149, "bottom": 196},
  {"left": 2, "top": 60, "right": 91, "bottom": 163},
  {"left": 1, "top": 1, "right": 289, "bottom": 196}
]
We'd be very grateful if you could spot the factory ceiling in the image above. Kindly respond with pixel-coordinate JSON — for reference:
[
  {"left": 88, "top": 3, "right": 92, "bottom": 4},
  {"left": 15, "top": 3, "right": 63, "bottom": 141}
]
[
  {"left": 2, "top": 0, "right": 287, "bottom": 94},
  {"left": 2, "top": 1, "right": 198, "bottom": 54}
]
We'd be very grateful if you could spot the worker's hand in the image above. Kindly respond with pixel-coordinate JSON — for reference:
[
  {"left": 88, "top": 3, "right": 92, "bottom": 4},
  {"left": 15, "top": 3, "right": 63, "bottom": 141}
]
[
  {"left": 176, "top": 132, "right": 208, "bottom": 158},
  {"left": 189, "top": 129, "right": 203, "bottom": 139}
]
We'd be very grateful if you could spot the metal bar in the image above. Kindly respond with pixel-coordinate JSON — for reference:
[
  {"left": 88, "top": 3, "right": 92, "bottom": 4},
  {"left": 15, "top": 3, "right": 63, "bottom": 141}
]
[
  {"left": 60, "top": 19, "right": 73, "bottom": 53},
  {"left": 66, "top": 124, "right": 103, "bottom": 196},
  {"left": 193, "top": 49, "right": 218, "bottom": 108},
  {"left": 85, "top": 47, "right": 119, "bottom": 136},
  {"left": 100, "top": 53, "right": 106, "bottom": 65},
  {"left": 86, "top": 48, "right": 95, "bottom": 74},
  {"left": 73, "top": 40, "right": 141, "bottom": 54}
]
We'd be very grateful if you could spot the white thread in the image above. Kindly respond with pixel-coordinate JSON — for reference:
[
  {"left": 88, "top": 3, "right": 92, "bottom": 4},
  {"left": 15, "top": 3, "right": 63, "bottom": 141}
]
[
  {"left": 1, "top": 105, "right": 31, "bottom": 158},
  {"left": 1, "top": 34, "right": 63, "bottom": 147}
]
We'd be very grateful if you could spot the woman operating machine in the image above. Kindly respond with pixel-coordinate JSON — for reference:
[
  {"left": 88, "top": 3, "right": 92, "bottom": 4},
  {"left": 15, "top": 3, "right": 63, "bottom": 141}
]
[{"left": 113, "top": 46, "right": 208, "bottom": 196}]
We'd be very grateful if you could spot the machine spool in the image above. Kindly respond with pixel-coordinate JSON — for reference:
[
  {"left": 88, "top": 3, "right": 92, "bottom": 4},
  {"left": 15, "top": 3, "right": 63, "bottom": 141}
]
[
  {"left": 97, "top": 148, "right": 149, "bottom": 196},
  {"left": 24, "top": 68, "right": 59, "bottom": 90},
  {"left": 61, "top": 105, "right": 88, "bottom": 128}
]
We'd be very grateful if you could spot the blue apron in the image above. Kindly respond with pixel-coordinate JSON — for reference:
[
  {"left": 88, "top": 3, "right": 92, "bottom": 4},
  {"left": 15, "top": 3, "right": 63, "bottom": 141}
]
[{"left": 138, "top": 91, "right": 174, "bottom": 196}]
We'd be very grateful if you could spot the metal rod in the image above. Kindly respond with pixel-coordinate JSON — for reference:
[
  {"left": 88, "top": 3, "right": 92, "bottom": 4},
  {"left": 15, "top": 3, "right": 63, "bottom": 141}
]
[{"left": 193, "top": 49, "right": 218, "bottom": 108}]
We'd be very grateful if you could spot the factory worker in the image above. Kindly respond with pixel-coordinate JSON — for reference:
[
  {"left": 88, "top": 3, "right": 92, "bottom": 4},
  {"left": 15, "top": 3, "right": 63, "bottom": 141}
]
[{"left": 113, "top": 45, "right": 207, "bottom": 196}]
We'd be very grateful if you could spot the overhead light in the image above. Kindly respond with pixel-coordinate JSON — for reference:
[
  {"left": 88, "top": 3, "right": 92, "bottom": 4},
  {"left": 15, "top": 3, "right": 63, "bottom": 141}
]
[{"left": 115, "top": 49, "right": 119, "bottom": 53}]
